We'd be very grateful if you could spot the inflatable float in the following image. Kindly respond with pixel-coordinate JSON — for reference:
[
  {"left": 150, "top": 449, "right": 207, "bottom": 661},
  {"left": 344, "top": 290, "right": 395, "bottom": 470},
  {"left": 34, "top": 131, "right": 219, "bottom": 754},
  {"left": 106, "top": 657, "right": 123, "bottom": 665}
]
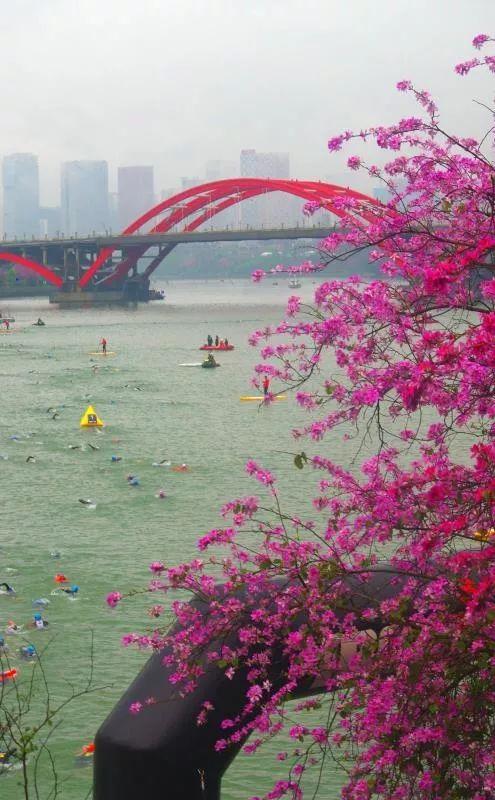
[
  {"left": 240, "top": 395, "right": 286, "bottom": 401},
  {"left": 199, "top": 345, "right": 234, "bottom": 351}
]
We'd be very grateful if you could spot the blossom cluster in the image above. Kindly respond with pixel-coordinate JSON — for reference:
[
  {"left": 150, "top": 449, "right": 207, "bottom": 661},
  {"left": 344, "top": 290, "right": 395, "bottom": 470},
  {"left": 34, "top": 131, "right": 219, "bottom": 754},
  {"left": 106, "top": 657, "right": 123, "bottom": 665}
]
[{"left": 112, "top": 35, "right": 495, "bottom": 800}]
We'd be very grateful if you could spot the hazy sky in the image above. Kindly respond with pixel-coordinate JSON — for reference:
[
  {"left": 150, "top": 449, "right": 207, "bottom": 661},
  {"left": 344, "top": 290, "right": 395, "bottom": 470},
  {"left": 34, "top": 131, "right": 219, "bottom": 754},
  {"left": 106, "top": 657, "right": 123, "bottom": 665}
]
[{"left": 1, "top": 0, "right": 493, "bottom": 204}]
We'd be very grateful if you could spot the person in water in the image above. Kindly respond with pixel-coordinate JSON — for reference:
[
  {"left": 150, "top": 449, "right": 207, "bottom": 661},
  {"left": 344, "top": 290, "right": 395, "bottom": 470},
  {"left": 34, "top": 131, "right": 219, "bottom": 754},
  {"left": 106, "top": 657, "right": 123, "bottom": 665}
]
[
  {"left": 100, "top": 337, "right": 107, "bottom": 354},
  {"left": 31, "top": 613, "right": 49, "bottom": 630},
  {"left": 207, "top": 335, "right": 213, "bottom": 346},
  {"left": 0, "top": 582, "right": 15, "bottom": 595},
  {"left": 225, "top": 337, "right": 229, "bottom": 346},
  {"left": 262, "top": 376, "right": 270, "bottom": 396},
  {"left": 215, "top": 335, "right": 219, "bottom": 346},
  {"left": 61, "top": 585, "right": 79, "bottom": 598}
]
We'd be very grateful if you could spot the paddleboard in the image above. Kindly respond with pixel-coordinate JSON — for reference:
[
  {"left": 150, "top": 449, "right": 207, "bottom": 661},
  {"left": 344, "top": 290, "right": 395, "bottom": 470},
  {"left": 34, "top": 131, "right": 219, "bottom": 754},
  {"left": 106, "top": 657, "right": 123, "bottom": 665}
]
[
  {"left": 240, "top": 395, "right": 287, "bottom": 401},
  {"left": 179, "top": 362, "right": 203, "bottom": 367},
  {"left": 88, "top": 351, "right": 117, "bottom": 357},
  {"left": 0, "top": 330, "right": 15, "bottom": 335}
]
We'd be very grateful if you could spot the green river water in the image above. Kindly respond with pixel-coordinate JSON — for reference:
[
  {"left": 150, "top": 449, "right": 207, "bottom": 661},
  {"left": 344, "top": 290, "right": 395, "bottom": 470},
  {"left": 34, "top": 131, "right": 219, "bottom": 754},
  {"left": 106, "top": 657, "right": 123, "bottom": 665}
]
[{"left": 0, "top": 280, "right": 346, "bottom": 799}]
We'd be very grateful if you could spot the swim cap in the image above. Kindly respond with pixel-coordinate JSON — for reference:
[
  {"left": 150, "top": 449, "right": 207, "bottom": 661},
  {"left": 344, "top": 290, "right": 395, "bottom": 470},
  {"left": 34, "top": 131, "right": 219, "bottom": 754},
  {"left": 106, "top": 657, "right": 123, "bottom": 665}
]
[
  {"left": 34, "top": 613, "right": 41, "bottom": 621},
  {"left": 71, "top": 585, "right": 79, "bottom": 593}
]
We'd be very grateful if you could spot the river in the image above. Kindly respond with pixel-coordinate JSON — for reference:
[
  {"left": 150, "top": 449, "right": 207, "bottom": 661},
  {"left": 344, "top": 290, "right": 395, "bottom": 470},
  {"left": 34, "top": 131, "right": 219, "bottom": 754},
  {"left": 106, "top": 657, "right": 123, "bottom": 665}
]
[{"left": 0, "top": 280, "right": 346, "bottom": 799}]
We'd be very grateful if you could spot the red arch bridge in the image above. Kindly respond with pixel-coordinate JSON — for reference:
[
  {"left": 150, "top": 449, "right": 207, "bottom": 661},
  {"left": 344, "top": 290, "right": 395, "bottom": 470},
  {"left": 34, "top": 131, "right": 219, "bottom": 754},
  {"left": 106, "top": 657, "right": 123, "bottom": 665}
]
[{"left": 0, "top": 178, "right": 380, "bottom": 300}]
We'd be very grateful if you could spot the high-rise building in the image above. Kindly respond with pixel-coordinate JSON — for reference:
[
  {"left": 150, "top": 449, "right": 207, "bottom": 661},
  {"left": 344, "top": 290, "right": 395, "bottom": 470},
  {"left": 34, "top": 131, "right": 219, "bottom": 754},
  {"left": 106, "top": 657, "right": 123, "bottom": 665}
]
[
  {"left": 204, "top": 160, "right": 237, "bottom": 229},
  {"left": 2, "top": 153, "right": 40, "bottom": 238},
  {"left": 180, "top": 176, "right": 201, "bottom": 190},
  {"left": 117, "top": 166, "right": 154, "bottom": 230},
  {"left": 240, "top": 149, "right": 290, "bottom": 179},
  {"left": 239, "top": 149, "right": 295, "bottom": 227},
  {"left": 39, "top": 206, "right": 62, "bottom": 238},
  {"left": 61, "top": 160, "right": 109, "bottom": 235},
  {"left": 205, "top": 160, "right": 236, "bottom": 181}
]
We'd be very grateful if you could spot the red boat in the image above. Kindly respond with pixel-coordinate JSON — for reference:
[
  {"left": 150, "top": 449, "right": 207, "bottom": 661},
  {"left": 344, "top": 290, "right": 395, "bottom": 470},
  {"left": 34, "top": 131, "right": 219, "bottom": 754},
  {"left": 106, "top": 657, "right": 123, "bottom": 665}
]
[{"left": 199, "top": 344, "right": 234, "bottom": 351}]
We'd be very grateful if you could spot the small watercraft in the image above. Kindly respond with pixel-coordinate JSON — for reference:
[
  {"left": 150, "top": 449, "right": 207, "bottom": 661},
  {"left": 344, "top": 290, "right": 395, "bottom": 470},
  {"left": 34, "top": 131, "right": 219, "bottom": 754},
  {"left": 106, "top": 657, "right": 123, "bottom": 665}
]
[
  {"left": 199, "top": 344, "right": 234, "bottom": 351},
  {"left": 288, "top": 278, "right": 301, "bottom": 289}
]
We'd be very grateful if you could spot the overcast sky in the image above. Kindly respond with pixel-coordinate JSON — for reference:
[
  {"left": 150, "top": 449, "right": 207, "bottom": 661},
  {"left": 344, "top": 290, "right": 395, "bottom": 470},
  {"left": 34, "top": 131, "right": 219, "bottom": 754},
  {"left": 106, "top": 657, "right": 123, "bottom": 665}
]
[{"left": 1, "top": 0, "right": 493, "bottom": 204}]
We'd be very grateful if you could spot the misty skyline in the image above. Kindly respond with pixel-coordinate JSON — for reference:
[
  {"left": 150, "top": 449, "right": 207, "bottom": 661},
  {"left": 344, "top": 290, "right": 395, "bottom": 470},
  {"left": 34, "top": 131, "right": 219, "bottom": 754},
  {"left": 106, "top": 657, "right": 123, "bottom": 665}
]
[{"left": 1, "top": 0, "right": 493, "bottom": 205}]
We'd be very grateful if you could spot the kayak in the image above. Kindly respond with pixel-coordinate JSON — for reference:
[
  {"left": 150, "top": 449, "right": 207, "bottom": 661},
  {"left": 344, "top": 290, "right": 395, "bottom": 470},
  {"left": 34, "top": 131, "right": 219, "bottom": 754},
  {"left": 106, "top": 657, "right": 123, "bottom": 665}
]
[
  {"left": 240, "top": 395, "right": 286, "bottom": 401},
  {"left": 199, "top": 345, "right": 234, "bottom": 351}
]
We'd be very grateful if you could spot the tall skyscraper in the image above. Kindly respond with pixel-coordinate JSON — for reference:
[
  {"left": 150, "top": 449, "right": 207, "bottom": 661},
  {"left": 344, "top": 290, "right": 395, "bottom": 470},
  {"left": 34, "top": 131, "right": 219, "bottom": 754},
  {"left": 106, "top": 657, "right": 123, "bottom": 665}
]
[
  {"left": 61, "top": 160, "right": 109, "bottom": 235},
  {"left": 117, "top": 166, "right": 154, "bottom": 230},
  {"left": 240, "top": 150, "right": 290, "bottom": 179},
  {"left": 205, "top": 160, "right": 236, "bottom": 181},
  {"left": 39, "top": 206, "right": 62, "bottom": 238},
  {"left": 239, "top": 149, "right": 295, "bottom": 227},
  {"left": 2, "top": 153, "right": 40, "bottom": 238},
  {"left": 204, "top": 160, "right": 237, "bottom": 229}
]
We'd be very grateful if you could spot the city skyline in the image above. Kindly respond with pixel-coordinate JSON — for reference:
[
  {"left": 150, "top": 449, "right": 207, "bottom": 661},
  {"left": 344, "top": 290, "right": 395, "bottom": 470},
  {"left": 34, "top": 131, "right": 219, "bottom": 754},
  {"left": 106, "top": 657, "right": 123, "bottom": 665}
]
[
  {"left": 1, "top": 148, "right": 330, "bottom": 236},
  {"left": 1, "top": 2, "right": 492, "bottom": 209}
]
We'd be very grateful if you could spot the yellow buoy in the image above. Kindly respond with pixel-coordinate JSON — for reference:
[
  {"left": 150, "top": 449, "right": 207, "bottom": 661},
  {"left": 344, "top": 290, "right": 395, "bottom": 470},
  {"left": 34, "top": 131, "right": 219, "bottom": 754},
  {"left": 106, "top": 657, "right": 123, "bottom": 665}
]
[{"left": 80, "top": 405, "right": 104, "bottom": 428}]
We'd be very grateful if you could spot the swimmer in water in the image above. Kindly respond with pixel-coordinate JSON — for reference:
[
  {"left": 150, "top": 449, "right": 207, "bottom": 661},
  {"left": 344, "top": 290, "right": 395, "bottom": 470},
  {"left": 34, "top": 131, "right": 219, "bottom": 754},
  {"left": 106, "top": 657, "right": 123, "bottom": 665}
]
[
  {"left": 32, "top": 597, "right": 50, "bottom": 609},
  {"left": 0, "top": 582, "right": 15, "bottom": 596},
  {"left": 5, "top": 621, "right": 21, "bottom": 635},
  {"left": 26, "top": 455, "right": 36, "bottom": 463},
  {"left": 78, "top": 499, "right": 96, "bottom": 509},
  {"left": 31, "top": 613, "right": 49, "bottom": 630},
  {"left": 156, "top": 489, "right": 167, "bottom": 499},
  {"left": 0, "top": 635, "right": 8, "bottom": 654},
  {"left": 20, "top": 644, "right": 37, "bottom": 660},
  {"left": 61, "top": 585, "right": 79, "bottom": 598}
]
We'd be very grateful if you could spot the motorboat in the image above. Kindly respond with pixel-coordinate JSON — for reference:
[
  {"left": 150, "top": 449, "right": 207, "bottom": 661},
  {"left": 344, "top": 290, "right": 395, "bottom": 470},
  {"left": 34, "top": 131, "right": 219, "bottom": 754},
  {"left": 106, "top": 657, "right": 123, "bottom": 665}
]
[{"left": 288, "top": 278, "right": 301, "bottom": 289}]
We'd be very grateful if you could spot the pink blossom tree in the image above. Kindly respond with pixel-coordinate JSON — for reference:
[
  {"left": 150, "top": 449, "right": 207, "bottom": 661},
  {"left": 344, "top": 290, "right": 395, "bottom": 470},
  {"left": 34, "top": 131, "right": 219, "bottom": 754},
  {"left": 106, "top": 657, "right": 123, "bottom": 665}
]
[{"left": 112, "top": 36, "right": 495, "bottom": 799}]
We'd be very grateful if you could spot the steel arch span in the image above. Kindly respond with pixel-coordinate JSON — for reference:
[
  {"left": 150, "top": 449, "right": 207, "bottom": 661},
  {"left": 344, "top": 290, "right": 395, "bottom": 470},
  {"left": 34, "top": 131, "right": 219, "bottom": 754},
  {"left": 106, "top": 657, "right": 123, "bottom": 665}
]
[
  {"left": 79, "top": 178, "right": 382, "bottom": 288},
  {"left": 0, "top": 253, "right": 63, "bottom": 287}
]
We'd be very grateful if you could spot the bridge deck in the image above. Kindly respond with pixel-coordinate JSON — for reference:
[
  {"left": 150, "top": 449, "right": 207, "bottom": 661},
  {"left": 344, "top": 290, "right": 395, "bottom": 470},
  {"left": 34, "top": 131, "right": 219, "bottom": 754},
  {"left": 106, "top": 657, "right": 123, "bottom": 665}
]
[{"left": 0, "top": 226, "right": 334, "bottom": 252}]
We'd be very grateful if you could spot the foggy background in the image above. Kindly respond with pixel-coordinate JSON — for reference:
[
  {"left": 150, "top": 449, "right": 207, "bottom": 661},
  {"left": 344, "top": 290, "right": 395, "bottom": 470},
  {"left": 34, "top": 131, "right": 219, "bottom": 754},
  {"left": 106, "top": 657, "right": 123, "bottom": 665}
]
[{"left": 1, "top": 0, "right": 493, "bottom": 206}]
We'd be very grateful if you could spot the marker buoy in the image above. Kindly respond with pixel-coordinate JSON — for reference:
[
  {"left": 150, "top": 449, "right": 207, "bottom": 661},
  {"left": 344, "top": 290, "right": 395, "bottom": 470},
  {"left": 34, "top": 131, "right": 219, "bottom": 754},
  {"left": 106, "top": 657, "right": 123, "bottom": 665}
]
[{"left": 80, "top": 405, "right": 104, "bottom": 428}]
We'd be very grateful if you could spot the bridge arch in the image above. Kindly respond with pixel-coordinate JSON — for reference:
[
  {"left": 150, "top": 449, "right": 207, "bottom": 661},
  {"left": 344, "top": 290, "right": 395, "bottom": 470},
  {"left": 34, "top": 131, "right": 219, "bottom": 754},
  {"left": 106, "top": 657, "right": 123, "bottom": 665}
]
[
  {"left": 0, "top": 253, "right": 63, "bottom": 287},
  {"left": 79, "top": 178, "right": 381, "bottom": 288}
]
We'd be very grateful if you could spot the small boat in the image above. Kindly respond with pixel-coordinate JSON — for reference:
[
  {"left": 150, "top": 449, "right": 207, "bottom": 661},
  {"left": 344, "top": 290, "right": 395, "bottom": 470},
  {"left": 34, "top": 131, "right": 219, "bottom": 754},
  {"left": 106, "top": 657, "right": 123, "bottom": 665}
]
[
  {"left": 288, "top": 278, "right": 301, "bottom": 289},
  {"left": 148, "top": 289, "right": 165, "bottom": 301},
  {"left": 201, "top": 359, "right": 221, "bottom": 369},
  {"left": 199, "top": 344, "right": 234, "bottom": 351}
]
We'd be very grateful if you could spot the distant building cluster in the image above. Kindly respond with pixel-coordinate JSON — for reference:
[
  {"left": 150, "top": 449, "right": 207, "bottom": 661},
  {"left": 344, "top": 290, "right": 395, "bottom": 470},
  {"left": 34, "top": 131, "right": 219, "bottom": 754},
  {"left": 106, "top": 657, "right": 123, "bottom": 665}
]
[
  {"left": 1, "top": 149, "right": 355, "bottom": 240},
  {"left": 1, "top": 155, "right": 155, "bottom": 240}
]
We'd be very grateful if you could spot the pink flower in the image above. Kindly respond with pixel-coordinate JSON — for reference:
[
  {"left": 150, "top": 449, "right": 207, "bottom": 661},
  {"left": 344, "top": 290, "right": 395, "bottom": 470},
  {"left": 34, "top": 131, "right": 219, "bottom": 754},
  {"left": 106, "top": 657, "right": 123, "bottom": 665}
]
[
  {"left": 149, "top": 561, "right": 165, "bottom": 574},
  {"left": 347, "top": 156, "right": 361, "bottom": 170},
  {"left": 328, "top": 135, "right": 345, "bottom": 152},
  {"left": 129, "top": 701, "right": 142, "bottom": 714},
  {"left": 472, "top": 33, "right": 490, "bottom": 49},
  {"left": 106, "top": 591, "right": 122, "bottom": 608}
]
